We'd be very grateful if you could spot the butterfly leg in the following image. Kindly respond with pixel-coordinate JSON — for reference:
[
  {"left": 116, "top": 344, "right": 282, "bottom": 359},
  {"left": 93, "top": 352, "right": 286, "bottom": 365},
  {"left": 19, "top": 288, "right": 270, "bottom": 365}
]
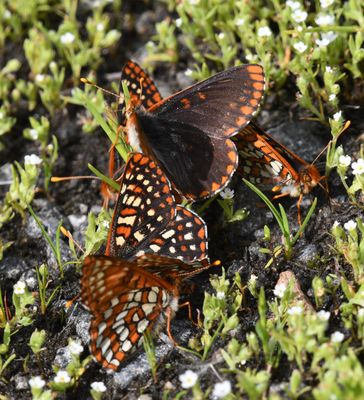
[
  {"left": 178, "top": 301, "right": 199, "bottom": 327},
  {"left": 296, "top": 192, "right": 303, "bottom": 227},
  {"left": 101, "top": 125, "right": 125, "bottom": 208},
  {"left": 166, "top": 307, "right": 179, "bottom": 347}
]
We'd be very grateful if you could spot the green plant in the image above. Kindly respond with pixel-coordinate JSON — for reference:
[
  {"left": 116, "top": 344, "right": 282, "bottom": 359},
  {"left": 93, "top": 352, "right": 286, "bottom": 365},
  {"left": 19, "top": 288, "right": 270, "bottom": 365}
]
[{"left": 244, "top": 179, "right": 317, "bottom": 259}]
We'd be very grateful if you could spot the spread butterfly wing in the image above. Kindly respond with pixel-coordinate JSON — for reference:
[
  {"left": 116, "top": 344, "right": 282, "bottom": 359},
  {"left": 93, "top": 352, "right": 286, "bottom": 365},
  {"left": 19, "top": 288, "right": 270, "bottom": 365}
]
[
  {"left": 106, "top": 153, "right": 176, "bottom": 259},
  {"left": 117, "top": 60, "right": 163, "bottom": 125},
  {"left": 148, "top": 64, "right": 265, "bottom": 138},
  {"left": 81, "top": 255, "right": 179, "bottom": 371}
]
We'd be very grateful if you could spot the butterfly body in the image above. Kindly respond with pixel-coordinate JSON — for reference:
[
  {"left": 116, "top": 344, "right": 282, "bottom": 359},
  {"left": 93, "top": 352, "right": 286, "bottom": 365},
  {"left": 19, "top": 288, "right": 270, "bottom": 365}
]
[{"left": 119, "top": 61, "right": 265, "bottom": 200}]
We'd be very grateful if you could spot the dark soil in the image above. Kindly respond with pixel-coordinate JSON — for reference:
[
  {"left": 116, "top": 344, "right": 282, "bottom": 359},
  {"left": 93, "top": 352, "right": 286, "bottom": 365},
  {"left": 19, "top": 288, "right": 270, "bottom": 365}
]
[{"left": 0, "top": 2, "right": 363, "bottom": 400}]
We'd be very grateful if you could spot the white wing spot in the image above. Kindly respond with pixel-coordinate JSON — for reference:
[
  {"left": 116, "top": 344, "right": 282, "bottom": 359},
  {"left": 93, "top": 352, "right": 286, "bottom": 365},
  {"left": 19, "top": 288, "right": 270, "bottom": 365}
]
[
  {"left": 162, "top": 230, "right": 175, "bottom": 239},
  {"left": 122, "top": 339, "right": 132, "bottom": 352},
  {"left": 137, "top": 319, "right": 149, "bottom": 333},
  {"left": 150, "top": 244, "right": 161, "bottom": 252}
]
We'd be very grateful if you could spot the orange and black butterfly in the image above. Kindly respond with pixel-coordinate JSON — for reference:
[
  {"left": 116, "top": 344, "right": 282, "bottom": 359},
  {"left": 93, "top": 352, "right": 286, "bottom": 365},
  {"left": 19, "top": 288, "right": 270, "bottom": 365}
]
[
  {"left": 117, "top": 61, "right": 323, "bottom": 208},
  {"left": 234, "top": 121, "right": 323, "bottom": 200},
  {"left": 81, "top": 153, "right": 212, "bottom": 370},
  {"left": 117, "top": 60, "right": 265, "bottom": 201}
]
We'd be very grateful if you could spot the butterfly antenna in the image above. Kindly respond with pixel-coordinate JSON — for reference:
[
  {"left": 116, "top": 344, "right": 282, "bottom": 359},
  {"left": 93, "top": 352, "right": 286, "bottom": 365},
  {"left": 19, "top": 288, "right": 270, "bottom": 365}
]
[
  {"left": 80, "top": 77, "right": 120, "bottom": 100},
  {"left": 51, "top": 175, "right": 102, "bottom": 182}
]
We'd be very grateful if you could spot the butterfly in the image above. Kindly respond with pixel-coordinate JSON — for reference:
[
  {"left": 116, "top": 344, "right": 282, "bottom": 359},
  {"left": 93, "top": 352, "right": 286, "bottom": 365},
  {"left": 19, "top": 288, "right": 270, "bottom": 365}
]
[
  {"left": 116, "top": 61, "right": 322, "bottom": 210},
  {"left": 117, "top": 60, "right": 265, "bottom": 201},
  {"left": 234, "top": 121, "right": 324, "bottom": 222},
  {"left": 81, "top": 152, "right": 211, "bottom": 370}
]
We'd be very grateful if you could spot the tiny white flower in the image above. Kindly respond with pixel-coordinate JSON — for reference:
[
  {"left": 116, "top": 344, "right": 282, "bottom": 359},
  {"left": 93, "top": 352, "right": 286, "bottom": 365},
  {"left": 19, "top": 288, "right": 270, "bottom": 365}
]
[
  {"left": 102, "top": 220, "right": 110, "bottom": 228},
  {"left": 218, "top": 32, "right": 225, "bottom": 40},
  {"left": 245, "top": 54, "right": 257, "bottom": 62},
  {"left": 257, "top": 26, "right": 272, "bottom": 37},
  {"left": 316, "top": 31, "right": 338, "bottom": 47},
  {"left": 331, "top": 331, "right": 344, "bottom": 343},
  {"left": 338, "top": 155, "right": 351, "bottom": 167},
  {"left": 24, "top": 154, "right": 42, "bottom": 165},
  {"left": 216, "top": 291, "right": 225, "bottom": 299},
  {"left": 332, "top": 220, "right": 340, "bottom": 228},
  {"left": 287, "top": 305, "right": 303, "bottom": 315},
  {"left": 286, "top": 1, "right": 301, "bottom": 10},
  {"left": 352, "top": 159, "right": 364, "bottom": 175},
  {"left": 220, "top": 188, "right": 234, "bottom": 200},
  {"left": 4, "top": 10, "right": 11, "bottom": 19},
  {"left": 14, "top": 281, "right": 26, "bottom": 295},
  {"left": 293, "top": 41, "right": 307, "bottom": 53},
  {"left": 320, "top": 0, "right": 334, "bottom": 7},
  {"left": 60, "top": 32, "right": 75, "bottom": 44},
  {"left": 315, "top": 13, "right": 335, "bottom": 26},
  {"left": 54, "top": 370, "right": 71, "bottom": 384},
  {"left": 179, "top": 370, "right": 198, "bottom": 389},
  {"left": 29, "top": 376, "right": 46, "bottom": 389},
  {"left": 291, "top": 9, "right": 308, "bottom": 23},
  {"left": 91, "top": 381, "right": 107, "bottom": 392},
  {"left": 325, "top": 66, "right": 333, "bottom": 73},
  {"left": 235, "top": 18, "right": 245, "bottom": 26},
  {"left": 329, "top": 94, "right": 336, "bottom": 101},
  {"left": 273, "top": 283, "right": 287, "bottom": 298},
  {"left": 344, "top": 220, "right": 357, "bottom": 231},
  {"left": 68, "top": 341, "right": 83, "bottom": 355},
  {"left": 358, "top": 308, "right": 364, "bottom": 318},
  {"left": 297, "top": 26, "right": 303, "bottom": 32},
  {"left": 0, "top": 112, "right": 4, "bottom": 119},
  {"left": 96, "top": 23, "right": 104, "bottom": 31},
  {"left": 189, "top": 0, "right": 200, "bottom": 4},
  {"left": 175, "top": 18, "right": 182, "bottom": 28},
  {"left": 317, "top": 310, "right": 330, "bottom": 321},
  {"left": 28, "top": 129, "right": 39, "bottom": 140},
  {"left": 35, "top": 74, "right": 45, "bottom": 83},
  {"left": 333, "top": 111, "right": 342, "bottom": 121},
  {"left": 185, "top": 68, "right": 193, "bottom": 77},
  {"left": 212, "top": 380, "right": 232, "bottom": 398},
  {"left": 249, "top": 274, "right": 258, "bottom": 283}
]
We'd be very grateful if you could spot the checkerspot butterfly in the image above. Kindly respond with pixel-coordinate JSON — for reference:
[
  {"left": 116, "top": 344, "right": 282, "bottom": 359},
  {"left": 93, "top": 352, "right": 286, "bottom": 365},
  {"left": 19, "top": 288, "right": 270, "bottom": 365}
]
[
  {"left": 234, "top": 121, "right": 323, "bottom": 199},
  {"left": 81, "top": 153, "right": 211, "bottom": 370},
  {"left": 117, "top": 61, "right": 322, "bottom": 205},
  {"left": 117, "top": 60, "right": 265, "bottom": 201}
]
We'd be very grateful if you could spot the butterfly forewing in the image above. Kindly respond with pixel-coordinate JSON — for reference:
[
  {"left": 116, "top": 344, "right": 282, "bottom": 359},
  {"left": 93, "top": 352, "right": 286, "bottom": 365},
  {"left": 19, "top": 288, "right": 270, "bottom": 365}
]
[
  {"left": 118, "top": 60, "right": 163, "bottom": 125},
  {"left": 105, "top": 153, "right": 176, "bottom": 259},
  {"left": 148, "top": 65, "right": 265, "bottom": 138}
]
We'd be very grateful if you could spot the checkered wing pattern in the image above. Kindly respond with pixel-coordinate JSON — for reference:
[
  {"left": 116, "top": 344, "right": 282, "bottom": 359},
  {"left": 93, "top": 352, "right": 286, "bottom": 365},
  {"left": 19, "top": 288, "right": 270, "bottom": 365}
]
[
  {"left": 123, "top": 61, "right": 265, "bottom": 200},
  {"left": 81, "top": 255, "right": 184, "bottom": 371},
  {"left": 106, "top": 152, "right": 209, "bottom": 263},
  {"left": 117, "top": 60, "right": 162, "bottom": 126},
  {"left": 235, "top": 121, "right": 322, "bottom": 196}
]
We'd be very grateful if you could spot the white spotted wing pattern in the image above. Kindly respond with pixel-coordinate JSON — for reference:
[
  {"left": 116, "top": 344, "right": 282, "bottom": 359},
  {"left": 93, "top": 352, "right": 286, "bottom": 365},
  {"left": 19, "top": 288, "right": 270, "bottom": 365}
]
[{"left": 81, "top": 254, "right": 211, "bottom": 371}]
